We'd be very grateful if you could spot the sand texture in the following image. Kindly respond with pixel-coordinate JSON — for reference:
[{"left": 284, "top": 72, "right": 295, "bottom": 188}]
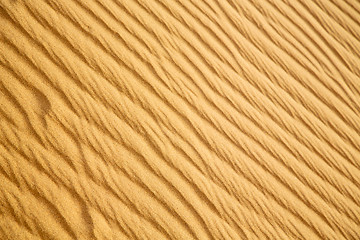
[{"left": 0, "top": 0, "right": 360, "bottom": 239}]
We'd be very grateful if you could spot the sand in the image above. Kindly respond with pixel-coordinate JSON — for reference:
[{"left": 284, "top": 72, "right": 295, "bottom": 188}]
[{"left": 0, "top": 0, "right": 360, "bottom": 239}]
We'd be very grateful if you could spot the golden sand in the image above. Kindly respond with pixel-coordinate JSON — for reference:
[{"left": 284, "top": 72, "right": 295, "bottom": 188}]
[{"left": 0, "top": 0, "right": 360, "bottom": 239}]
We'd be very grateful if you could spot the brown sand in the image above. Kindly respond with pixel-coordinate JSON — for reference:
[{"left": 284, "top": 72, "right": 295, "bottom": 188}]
[{"left": 0, "top": 0, "right": 360, "bottom": 239}]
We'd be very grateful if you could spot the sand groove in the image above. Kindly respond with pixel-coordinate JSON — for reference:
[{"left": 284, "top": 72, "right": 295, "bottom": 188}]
[{"left": 1, "top": 0, "right": 360, "bottom": 239}]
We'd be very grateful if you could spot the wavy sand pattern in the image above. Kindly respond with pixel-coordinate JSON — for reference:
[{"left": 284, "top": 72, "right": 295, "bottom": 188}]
[{"left": 0, "top": 0, "right": 360, "bottom": 239}]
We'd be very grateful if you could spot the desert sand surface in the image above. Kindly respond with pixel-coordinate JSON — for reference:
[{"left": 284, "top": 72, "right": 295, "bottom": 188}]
[{"left": 0, "top": 0, "right": 360, "bottom": 239}]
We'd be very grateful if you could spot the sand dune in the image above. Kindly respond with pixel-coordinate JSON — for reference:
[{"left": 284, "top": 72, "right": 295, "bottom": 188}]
[{"left": 0, "top": 0, "right": 360, "bottom": 239}]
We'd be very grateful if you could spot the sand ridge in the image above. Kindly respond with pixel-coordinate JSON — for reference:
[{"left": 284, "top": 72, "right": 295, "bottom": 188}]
[{"left": 0, "top": 0, "right": 360, "bottom": 239}]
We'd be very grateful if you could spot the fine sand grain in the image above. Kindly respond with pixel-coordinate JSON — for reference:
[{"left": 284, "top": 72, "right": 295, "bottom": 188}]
[{"left": 1, "top": 0, "right": 360, "bottom": 239}]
